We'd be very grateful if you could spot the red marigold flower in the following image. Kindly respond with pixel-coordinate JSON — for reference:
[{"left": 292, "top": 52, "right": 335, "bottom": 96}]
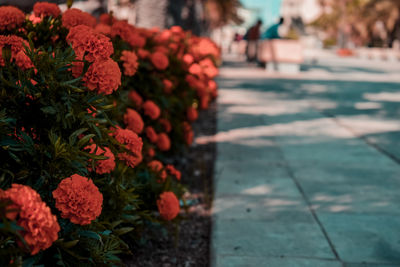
[
  {"left": 70, "top": 61, "right": 84, "bottom": 77},
  {"left": 33, "top": 2, "right": 61, "bottom": 17},
  {"left": 0, "top": 35, "right": 26, "bottom": 53},
  {"left": 168, "top": 43, "right": 178, "bottom": 52},
  {"left": 200, "top": 58, "right": 218, "bottom": 78},
  {"left": 183, "top": 122, "right": 194, "bottom": 146},
  {"left": 120, "top": 50, "right": 139, "bottom": 76},
  {"left": 94, "top": 23, "right": 111, "bottom": 36},
  {"left": 142, "top": 100, "right": 161, "bottom": 120},
  {"left": 157, "top": 192, "right": 180, "bottom": 220},
  {"left": 29, "top": 14, "right": 42, "bottom": 24},
  {"left": 128, "top": 90, "right": 143, "bottom": 107},
  {"left": 85, "top": 144, "right": 116, "bottom": 174},
  {"left": 154, "top": 46, "right": 169, "bottom": 54},
  {"left": 183, "top": 54, "right": 194, "bottom": 65},
  {"left": 208, "top": 80, "right": 218, "bottom": 98},
  {"left": 157, "top": 133, "right": 171, "bottom": 151},
  {"left": 14, "top": 50, "right": 34, "bottom": 70},
  {"left": 189, "top": 37, "right": 220, "bottom": 60},
  {"left": 0, "top": 35, "right": 28, "bottom": 66},
  {"left": 200, "top": 94, "right": 210, "bottom": 109},
  {"left": 53, "top": 174, "right": 103, "bottom": 225},
  {"left": 185, "top": 74, "right": 204, "bottom": 89},
  {"left": 111, "top": 21, "right": 146, "bottom": 48},
  {"left": 148, "top": 160, "right": 167, "bottom": 181},
  {"left": 118, "top": 152, "right": 142, "bottom": 168},
  {"left": 166, "top": 164, "right": 181, "bottom": 181},
  {"left": 0, "top": 6, "right": 25, "bottom": 31},
  {"left": 145, "top": 126, "right": 158, "bottom": 143},
  {"left": 170, "top": 25, "right": 184, "bottom": 34},
  {"left": 187, "top": 106, "right": 198, "bottom": 122},
  {"left": 67, "top": 25, "right": 113, "bottom": 62},
  {"left": 147, "top": 147, "right": 155, "bottom": 157},
  {"left": 99, "top": 13, "right": 115, "bottom": 25},
  {"left": 110, "top": 20, "right": 130, "bottom": 39},
  {"left": 83, "top": 59, "right": 121, "bottom": 95},
  {"left": 150, "top": 51, "right": 169, "bottom": 70},
  {"left": 189, "top": 63, "right": 202, "bottom": 76},
  {"left": 158, "top": 118, "right": 171, "bottom": 133},
  {"left": 162, "top": 79, "right": 173, "bottom": 94},
  {"left": 137, "top": 48, "right": 150, "bottom": 59},
  {"left": 124, "top": 108, "right": 144, "bottom": 134},
  {"left": 113, "top": 127, "right": 143, "bottom": 156},
  {"left": 154, "top": 30, "right": 171, "bottom": 44},
  {"left": 0, "top": 184, "right": 60, "bottom": 255},
  {"left": 128, "top": 33, "right": 146, "bottom": 48},
  {"left": 87, "top": 105, "right": 97, "bottom": 117},
  {"left": 62, "top": 8, "right": 96, "bottom": 29}
]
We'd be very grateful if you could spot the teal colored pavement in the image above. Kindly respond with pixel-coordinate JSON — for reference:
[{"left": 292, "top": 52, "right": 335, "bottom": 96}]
[{"left": 199, "top": 55, "right": 400, "bottom": 267}]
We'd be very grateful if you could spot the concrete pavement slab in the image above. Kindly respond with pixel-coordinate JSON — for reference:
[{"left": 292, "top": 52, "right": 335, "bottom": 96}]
[
  {"left": 212, "top": 218, "right": 335, "bottom": 259},
  {"left": 317, "top": 213, "right": 400, "bottom": 264},
  {"left": 215, "top": 141, "right": 283, "bottom": 163},
  {"left": 213, "top": 255, "right": 342, "bottom": 267},
  {"left": 213, "top": 195, "right": 307, "bottom": 220}
]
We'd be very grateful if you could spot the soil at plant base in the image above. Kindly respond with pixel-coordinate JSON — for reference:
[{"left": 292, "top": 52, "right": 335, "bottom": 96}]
[{"left": 125, "top": 101, "right": 216, "bottom": 267}]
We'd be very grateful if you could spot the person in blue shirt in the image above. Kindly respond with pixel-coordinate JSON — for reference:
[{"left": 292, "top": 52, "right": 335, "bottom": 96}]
[{"left": 263, "top": 17, "right": 285, "bottom": 39}]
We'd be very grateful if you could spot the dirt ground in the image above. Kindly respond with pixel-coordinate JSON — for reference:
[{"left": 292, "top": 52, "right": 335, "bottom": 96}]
[{"left": 125, "top": 101, "right": 216, "bottom": 267}]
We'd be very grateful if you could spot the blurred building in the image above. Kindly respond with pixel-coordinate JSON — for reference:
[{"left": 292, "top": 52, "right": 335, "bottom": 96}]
[
  {"left": 280, "top": 0, "right": 322, "bottom": 36},
  {"left": 281, "top": 0, "right": 321, "bottom": 24}
]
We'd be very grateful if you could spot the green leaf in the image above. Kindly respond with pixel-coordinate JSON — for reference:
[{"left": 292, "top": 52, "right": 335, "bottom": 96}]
[
  {"left": 77, "top": 134, "right": 95, "bottom": 148},
  {"left": 69, "top": 128, "right": 88, "bottom": 145},
  {"left": 62, "top": 240, "right": 79, "bottom": 248},
  {"left": 114, "top": 227, "right": 134, "bottom": 236},
  {"left": 0, "top": 222, "right": 24, "bottom": 231},
  {"left": 60, "top": 76, "right": 81, "bottom": 85},
  {"left": 22, "top": 256, "right": 36, "bottom": 267},
  {"left": 110, "top": 220, "right": 123, "bottom": 229},
  {"left": 78, "top": 230, "right": 102, "bottom": 242},
  {"left": 105, "top": 253, "right": 121, "bottom": 262},
  {"left": 41, "top": 106, "right": 57, "bottom": 115},
  {"left": 100, "top": 230, "right": 112, "bottom": 236}
]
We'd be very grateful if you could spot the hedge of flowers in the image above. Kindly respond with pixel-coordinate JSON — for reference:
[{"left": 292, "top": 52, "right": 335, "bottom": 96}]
[{"left": 0, "top": 3, "right": 219, "bottom": 266}]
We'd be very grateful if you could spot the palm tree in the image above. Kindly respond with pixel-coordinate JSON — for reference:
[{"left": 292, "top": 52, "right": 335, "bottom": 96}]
[{"left": 204, "top": 0, "right": 243, "bottom": 30}]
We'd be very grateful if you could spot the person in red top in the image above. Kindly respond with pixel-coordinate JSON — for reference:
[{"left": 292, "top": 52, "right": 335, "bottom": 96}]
[{"left": 244, "top": 19, "right": 263, "bottom": 62}]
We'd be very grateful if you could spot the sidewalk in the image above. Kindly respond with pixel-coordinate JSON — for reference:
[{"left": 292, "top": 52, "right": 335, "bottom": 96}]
[{"left": 205, "top": 57, "right": 400, "bottom": 266}]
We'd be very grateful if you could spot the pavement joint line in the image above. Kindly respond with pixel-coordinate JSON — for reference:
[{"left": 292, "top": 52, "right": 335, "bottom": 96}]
[
  {"left": 283, "top": 161, "right": 343, "bottom": 264},
  {"left": 218, "top": 253, "right": 400, "bottom": 266},
  {"left": 264, "top": 129, "right": 344, "bottom": 264},
  {"left": 314, "top": 108, "right": 400, "bottom": 166},
  {"left": 216, "top": 253, "right": 340, "bottom": 262}
]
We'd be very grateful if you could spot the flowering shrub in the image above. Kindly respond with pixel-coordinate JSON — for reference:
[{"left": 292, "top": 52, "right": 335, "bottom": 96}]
[{"left": 0, "top": 3, "right": 219, "bottom": 266}]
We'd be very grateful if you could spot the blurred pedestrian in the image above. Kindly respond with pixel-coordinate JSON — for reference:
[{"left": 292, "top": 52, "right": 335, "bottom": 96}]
[
  {"left": 229, "top": 32, "right": 242, "bottom": 54},
  {"left": 262, "top": 17, "right": 285, "bottom": 40},
  {"left": 244, "top": 19, "right": 262, "bottom": 62}
]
